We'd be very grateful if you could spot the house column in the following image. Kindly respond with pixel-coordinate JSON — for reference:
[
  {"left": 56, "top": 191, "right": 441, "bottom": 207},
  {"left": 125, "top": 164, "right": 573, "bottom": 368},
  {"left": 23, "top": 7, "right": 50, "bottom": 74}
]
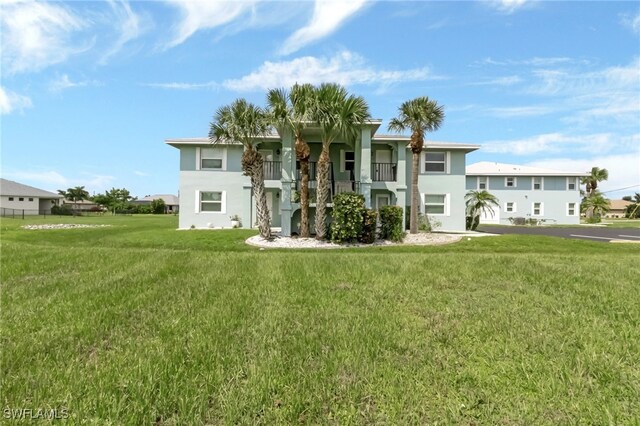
[
  {"left": 396, "top": 141, "right": 408, "bottom": 230},
  {"left": 280, "top": 127, "right": 294, "bottom": 236},
  {"left": 359, "top": 126, "right": 372, "bottom": 208},
  {"left": 242, "top": 184, "right": 252, "bottom": 229}
]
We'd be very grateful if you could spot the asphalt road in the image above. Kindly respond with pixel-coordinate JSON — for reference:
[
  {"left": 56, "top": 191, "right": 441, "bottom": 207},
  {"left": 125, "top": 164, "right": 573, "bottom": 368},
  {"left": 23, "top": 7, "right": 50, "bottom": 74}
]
[{"left": 477, "top": 225, "right": 640, "bottom": 243}]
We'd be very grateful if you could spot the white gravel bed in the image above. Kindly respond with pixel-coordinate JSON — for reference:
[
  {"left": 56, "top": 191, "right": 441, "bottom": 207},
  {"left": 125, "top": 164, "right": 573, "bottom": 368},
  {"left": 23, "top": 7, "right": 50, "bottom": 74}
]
[
  {"left": 21, "top": 224, "right": 112, "bottom": 230},
  {"left": 246, "top": 232, "right": 462, "bottom": 249}
]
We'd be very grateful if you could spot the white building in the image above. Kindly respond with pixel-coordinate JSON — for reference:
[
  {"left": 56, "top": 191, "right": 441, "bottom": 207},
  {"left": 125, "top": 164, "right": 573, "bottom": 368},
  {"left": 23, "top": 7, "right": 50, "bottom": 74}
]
[{"left": 0, "top": 178, "right": 63, "bottom": 216}]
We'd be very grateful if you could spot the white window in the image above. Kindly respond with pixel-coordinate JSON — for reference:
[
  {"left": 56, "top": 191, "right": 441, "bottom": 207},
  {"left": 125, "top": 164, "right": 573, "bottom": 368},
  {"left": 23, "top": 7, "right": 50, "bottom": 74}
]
[
  {"left": 567, "top": 203, "right": 577, "bottom": 216},
  {"left": 532, "top": 202, "right": 543, "bottom": 216},
  {"left": 340, "top": 150, "right": 355, "bottom": 173},
  {"left": 199, "top": 147, "right": 225, "bottom": 170},
  {"left": 567, "top": 177, "right": 577, "bottom": 191},
  {"left": 505, "top": 202, "right": 516, "bottom": 213},
  {"left": 199, "top": 191, "right": 225, "bottom": 213},
  {"left": 478, "top": 176, "right": 487, "bottom": 190},
  {"left": 424, "top": 194, "right": 448, "bottom": 215},
  {"left": 533, "top": 177, "right": 543, "bottom": 190},
  {"left": 424, "top": 152, "right": 446, "bottom": 173},
  {"left": 505, "top": 177, "right": 516, "bottom": 188}
]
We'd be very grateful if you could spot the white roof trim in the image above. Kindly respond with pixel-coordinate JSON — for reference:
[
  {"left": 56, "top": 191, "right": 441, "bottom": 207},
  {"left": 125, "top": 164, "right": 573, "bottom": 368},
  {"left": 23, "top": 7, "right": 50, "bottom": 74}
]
[{"left": 466, "top": 162, "right": 586, "bottom": 176}]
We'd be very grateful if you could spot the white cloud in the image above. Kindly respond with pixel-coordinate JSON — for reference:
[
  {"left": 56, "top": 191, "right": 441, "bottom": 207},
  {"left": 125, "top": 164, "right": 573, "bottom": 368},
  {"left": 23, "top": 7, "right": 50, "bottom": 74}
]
[
  {"left": 489, "top": 0, "right": 530, "bottom": 14},
  {"left": 471, "top": 75, "right": 522, "bottom": 86},
  {"left": 3, "top": 170, "right": 69, "bottom": 189},
  {"left": 0, "top": 0, "right": 92, "bottom": 74},
  {"left": 134, "top": 171, "right": 150, "bottom": 177},
  {"left": 279, "top": 0, "right": 368, "bottom": 55},
  {"left": 223, "top": 50, "right": 436, "bottom": 92},
  {"left": 163, "top": 0, "right": 255, "bottom": 49},
  {"left": 0, "top": 86, "right": 32, "bottom": 114},
  {"left": 621, "top": 11, "right": 640, "bottom": 33},
  {"left": 480, "top": 132, "right": 624, "bottom": 156},
  {"left": 472, "top": 56, "right": 574, "bottom": 67},
  {"left": 487, "top": 105, "right": 554, "bottom": 117},
  {"left": 99, "top": 0, "right": 146, "bottom": 64},
  {"left": 143, "top": 81, "right": 219, "bottom": 90},
  {"left": 49, "top": 75, "right": 101, "bottom": 93}
]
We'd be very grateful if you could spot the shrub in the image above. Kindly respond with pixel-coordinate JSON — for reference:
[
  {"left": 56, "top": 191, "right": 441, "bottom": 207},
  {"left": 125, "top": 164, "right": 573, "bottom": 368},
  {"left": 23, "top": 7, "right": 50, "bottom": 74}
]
[
  {"left": 330, "top": 193, "right": 365, "bottom": 243},
  {"left": 51, "top": 205, "right": 73, "bottom": 216},
  {"left": 379, "top": 205, "right": 404, "bottom": 242},
  {"left": 150, "top": 198, "right": 166, "bottom": 214},
  {"left": 359, "top": 209, "right": 377, "bottom": 244},
  {"left": 586, "top": 215, "right": 602, "bottom": 224}
]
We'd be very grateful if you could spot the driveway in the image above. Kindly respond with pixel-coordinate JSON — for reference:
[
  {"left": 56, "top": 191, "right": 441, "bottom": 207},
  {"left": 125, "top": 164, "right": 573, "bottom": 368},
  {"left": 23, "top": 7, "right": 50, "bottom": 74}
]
[{"left": 477, "top": 225, "right": 640, "bottom": 243}]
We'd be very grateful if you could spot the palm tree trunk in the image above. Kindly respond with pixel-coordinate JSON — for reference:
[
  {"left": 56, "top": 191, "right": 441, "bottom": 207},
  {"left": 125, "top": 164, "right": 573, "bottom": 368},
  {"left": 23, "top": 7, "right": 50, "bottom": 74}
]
[
  {"left": 315, "top": 142, "right": 330, "bottom": 239},
  {"left": 252, "top": 166, "right": 271, "bottom": 239},
  {"left": 300, "top": 160, "right": 310, "bottom": 237},
  {"left": 410, "top": 151, "right": 420, "bottom": 234}
]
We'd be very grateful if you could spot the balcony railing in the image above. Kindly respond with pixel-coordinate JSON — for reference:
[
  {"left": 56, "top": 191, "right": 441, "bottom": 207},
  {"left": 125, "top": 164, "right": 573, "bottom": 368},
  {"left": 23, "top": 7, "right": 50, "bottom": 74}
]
[
  {"left": 263, "top": 161, "right": 282, "bottom": 180},
  {"left": 372, "top": 163, "right": 397, "bottom": 181}
]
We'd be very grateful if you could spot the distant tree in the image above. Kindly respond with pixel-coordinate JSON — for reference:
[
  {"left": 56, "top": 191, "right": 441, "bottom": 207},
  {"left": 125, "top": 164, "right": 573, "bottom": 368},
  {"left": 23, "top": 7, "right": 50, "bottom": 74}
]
[
  {"left": 581, "top": 167, "right": 608, "bottom": 218},
  {"left": 92, "top": 188, "right": 134, "bottom": 213},
  {"left": 581, "top": 191, "right": 610, "bottom": 222},
  {"left": 465, "top": 190, "right": 500, "bottom": 230},
  {"left": 150, "top": 198, "right": 166, "bottom": 214},
  {"left": 623, "top": 193, "right": 640, "bottom": 218},
  {"left": 61, "top": 186, "right": 89, "bottom": 214}
]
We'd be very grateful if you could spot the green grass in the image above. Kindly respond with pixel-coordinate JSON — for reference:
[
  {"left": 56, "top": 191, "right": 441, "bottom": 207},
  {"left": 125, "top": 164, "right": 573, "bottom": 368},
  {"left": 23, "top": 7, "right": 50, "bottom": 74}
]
[{"left": 2, "top": 215, "right": 639, "bottom": 424}]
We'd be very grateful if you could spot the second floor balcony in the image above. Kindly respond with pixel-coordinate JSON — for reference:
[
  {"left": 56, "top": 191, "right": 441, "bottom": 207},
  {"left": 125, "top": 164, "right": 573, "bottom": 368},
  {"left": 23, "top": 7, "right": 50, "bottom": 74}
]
[{"left": 372, "top": 163, "right": 396, "bottom": 181}]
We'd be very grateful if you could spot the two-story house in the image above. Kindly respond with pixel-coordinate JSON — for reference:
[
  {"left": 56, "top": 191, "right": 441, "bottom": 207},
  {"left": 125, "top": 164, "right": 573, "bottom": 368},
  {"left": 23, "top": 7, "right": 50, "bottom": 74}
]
[
  {"left": 465, "top": 162, "right": 585, "bottom": 225},
  {"left": 166, "top": 120, "right": 479, "bottom": 235}
]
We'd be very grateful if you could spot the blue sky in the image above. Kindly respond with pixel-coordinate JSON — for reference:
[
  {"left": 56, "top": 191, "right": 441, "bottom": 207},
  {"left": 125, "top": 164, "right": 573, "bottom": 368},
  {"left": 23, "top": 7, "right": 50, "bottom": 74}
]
[{"left": 2, "top": 0, "right": 639, "bottom": 198}]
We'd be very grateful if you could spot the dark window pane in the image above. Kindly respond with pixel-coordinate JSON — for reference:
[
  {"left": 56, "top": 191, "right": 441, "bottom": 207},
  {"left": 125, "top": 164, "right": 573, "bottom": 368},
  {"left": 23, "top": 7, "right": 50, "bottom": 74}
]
[{"left": 425, "top": 162, "right": 445, "bottom": 172}]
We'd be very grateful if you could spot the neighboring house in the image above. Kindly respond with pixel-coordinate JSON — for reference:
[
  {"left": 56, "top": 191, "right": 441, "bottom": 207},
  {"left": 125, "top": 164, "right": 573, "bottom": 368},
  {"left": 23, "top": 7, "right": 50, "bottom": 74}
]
[
  {"left": 166, "top": 121, "right": 479, "bottom": 234},
  {"left": 131, "top": 194, "right": 180, "bottom": 213},
  {"left": 466, "top": 162, "right": 585, "bottom": 225},
  {"left": 0, "top": 178, "right": 63, "bottom": 215},
  {"left": 605, "top": 200, "right": 631, "bottom": 218}
]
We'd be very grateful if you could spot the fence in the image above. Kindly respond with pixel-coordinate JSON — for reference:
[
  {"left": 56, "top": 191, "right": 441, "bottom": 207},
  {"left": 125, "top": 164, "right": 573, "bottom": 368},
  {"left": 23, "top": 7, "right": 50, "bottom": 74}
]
[{"left": 0, "top": 208, "right": 107, "bottom": 219}]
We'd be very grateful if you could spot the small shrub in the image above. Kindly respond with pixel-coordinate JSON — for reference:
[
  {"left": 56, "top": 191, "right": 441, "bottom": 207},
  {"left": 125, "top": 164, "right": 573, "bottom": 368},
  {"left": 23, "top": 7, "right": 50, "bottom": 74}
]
[
  {"left": 51, "top": 205, "right": 73, "bottom": 216},
  {"left": 359, "top": 209, "right": 377, "bottom": 244},
  {"left": 379, "top": 205, "right": 404, "bottom": 242},
  {"left": 586, "top": 215, "right": 602, "bottom": 224},
  {"left": 151, "top": 198, "right": 166, "bottom": 214},
  {"left": 330, "top": 193, "right": 365, "bottom": 243},
  {"left": 508, "top": 217, "right": 526, "bottom": 225},
  {"left": 420, "top": 214, "right": 442, "bottom": 232}
]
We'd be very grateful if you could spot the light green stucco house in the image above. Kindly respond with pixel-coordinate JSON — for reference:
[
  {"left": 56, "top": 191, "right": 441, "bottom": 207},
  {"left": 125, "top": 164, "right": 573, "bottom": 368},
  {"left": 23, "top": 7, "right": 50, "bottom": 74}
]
[{"left": 166, "top": 120, "right": 479, "bottom": 234}]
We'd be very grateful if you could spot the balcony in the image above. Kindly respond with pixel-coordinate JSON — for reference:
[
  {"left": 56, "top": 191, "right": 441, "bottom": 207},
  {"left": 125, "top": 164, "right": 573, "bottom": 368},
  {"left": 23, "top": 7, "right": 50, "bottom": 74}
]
[
  {"left": 372, "top": 163, "right": 397, "bottom": 181},
  {"left": 263, "top": 161, "right": 282, "bottom": 180}
]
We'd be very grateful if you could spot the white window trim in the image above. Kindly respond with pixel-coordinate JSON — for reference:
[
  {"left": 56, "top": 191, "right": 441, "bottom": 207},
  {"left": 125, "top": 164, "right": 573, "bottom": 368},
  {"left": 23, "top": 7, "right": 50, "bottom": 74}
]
[
  {"left": 504, "top": 201, "right": 516, "bottom": 213},
  {"left": 423, "top": 151, "right": 448, "bottom": 174},
  {"left": 567, "top": 202, "right": 577, "bottom": 216},
  {"left": 505, "top": 177, "right": 517, "bottom": 188},
  {"left": 532, "top": 176, "right": 544, "bottom": 191},
  {"left": 340, "top": 150, "right": 355, "bottom": 173},
  {"left": 532, "top": 202, "right": 544, "bottom": 217},
  {"left": 567, "top": 177, "right": 577, "bottom": 191},
  {"left": 196, "top": 190, "right": 226, "bottom": 214},
  {"left": 477, "top": 176, "right": 488, "bottom": 190},
  {"left": 197, "top": 147, "right": 227, "bottom": 171},
  {"left": 422, "top": 193, "right": 450, "bottom": 216}
]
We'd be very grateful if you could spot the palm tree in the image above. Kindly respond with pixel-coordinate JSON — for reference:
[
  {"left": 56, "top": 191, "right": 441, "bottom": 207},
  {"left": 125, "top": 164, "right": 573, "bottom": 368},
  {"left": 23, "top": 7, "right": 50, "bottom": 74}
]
[
  {"left": 388, "top": 97, "right": 445, "bottom": 234},
  {"left": 623, "top": 193, "right": 640, "bottom": 218},
  {"left": 266, "top": 84, "right": 315, "bottom": 237},
  {"left": 310, "top": 83, "right": 370, "bottom": 239},
  {"left": 581, "top": 191, "right": 610, "bottom": 220},
  {"left": 209, "top": 99, "right": 272, "bottom": 239},
  {"left": 465, "top": 190, "right": 500, "bottom": 230},
  {"left": 64, "top": 186, "right": 89, "bottom": 214},
  {"left": 582, "top": 167, "right": 609, "bottom": 197}
]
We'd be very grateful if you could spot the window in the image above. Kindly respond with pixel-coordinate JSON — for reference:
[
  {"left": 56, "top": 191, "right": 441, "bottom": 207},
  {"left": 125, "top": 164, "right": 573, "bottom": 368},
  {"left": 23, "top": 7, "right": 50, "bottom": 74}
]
[
  {"left": 505, "top": 202, "right": 516, "bottom": 213},
  {"left": 505, "top": 177, "right": 516, "bottom": 188},
  {"left": 200, "top": 147, "right": 224, "bottom": 170},
  {"left": 28, "top": 198, "right": 34, "bottom": 201},
  {"left": 478, "top": 176, "right": 487, "bottom": 190},
  {"left": 200, "top": 191, "right": 224, "bottom": 213},
  {"left": 532, "top": 202, "right": 543, "bottom": 216},
  {"left": 567, "top": 203, "right": 577, "bottom": 216},
  {"left": 567, "top": 177, "right": 576, "bottom": 190},
  {"left": 424, "top": 194, "right": 447, "bottom": 215},
  {"left": 424, "top": 152, "right": 446, "bottom": 173},
  {"left": 343, "top": 151, "right": 355, "bottom": 172},
  {"left": 18, "top": 197, "right": 24, "bottom": 201},
  {"left": 533, "top": 177, "right": 542, "bottom": 190},
  {"left": 8, "top": 197, "right": 14, "bottom": 201}
]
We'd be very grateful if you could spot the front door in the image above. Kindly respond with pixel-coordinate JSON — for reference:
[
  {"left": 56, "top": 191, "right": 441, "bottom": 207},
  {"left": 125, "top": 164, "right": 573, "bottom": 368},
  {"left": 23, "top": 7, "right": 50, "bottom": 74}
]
[{"left": 375, "top": 194, "right": 391, "bottom": 210}]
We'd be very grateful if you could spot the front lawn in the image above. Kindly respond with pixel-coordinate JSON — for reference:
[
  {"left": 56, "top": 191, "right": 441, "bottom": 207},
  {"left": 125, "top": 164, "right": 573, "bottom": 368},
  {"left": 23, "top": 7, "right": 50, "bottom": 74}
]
[{"left": 1, "top": 215, "right": 639, "bottom": 424}]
